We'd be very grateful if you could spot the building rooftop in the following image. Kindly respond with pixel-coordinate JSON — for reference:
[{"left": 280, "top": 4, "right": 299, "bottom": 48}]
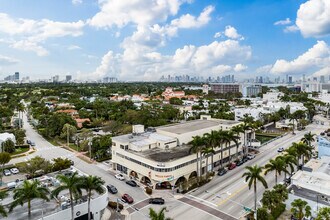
[
  {"left": 157, "top": 119, "right": 240, "bottom": 135},
  {"left": 131, "top": 144, "right": 191, "bottom": 162},
  {"left": 288, "top": 185, "right": 329, "bottom": 206},
  {"left": 112, "top": 132, "right": 175, "bottom": 145}
]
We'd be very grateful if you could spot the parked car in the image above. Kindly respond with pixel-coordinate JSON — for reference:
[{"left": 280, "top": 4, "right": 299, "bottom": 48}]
[
  {"left": 126, "top": 180, "right": 137, "bottom": 187},
  {"left": 122, "top": 193, "right": 134, "bottom": 204},
  {"left": 228, "top": 163, "right": 236, "bottom": 170},
  {"left": 3, "top": 169, "right": 11, "bottom": 176},
  {"left": 30, "top": 141, "right": 35, "bottom": 146},
  {"left": 217, "top": 168, "right": 227, "bottom": 176},
  {"left": 106, "top": 184, "right": 118, "bottom": 194},
  {"left": 26, "top": 139, "right": 31, "bottom": 145},
  {"left": 236, "top": 159, "right": 244, "bottom": 166},
  {"left": 149, "top": 198, "right": 165, "bottom": 205},
  {"left": 242, "top": 157, "right": 249, "bottom": 163},
  {"left": 115, "top": 173, "right": 125, "bottom": 181},
  {"left": 247, "top": 154, "right": 255, "bottom": 160},
  {"left": 277, "top": 147, "right": 284, "bottom": 153},
  {"left": 10, "top": 168, "right": 19, "bottom": 174}
]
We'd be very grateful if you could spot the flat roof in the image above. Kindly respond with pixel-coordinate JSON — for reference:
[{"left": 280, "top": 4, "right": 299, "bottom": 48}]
[
  {"left": 131, "top": 145, "right": 191, "bottom": 162},
  {"left": 112, "top": 132, "right": 175, "bottom": 145},
  {"left": 157, "top": 119, "right": 240, "bottom": 135},
  {"left": 288, "top": 185, "right": 329, "bottom": 206}
]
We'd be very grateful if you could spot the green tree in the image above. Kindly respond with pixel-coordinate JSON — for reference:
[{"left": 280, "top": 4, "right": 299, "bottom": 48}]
[
  {"left": 201, "top": 146, "right": 215, "bottom": 174},
  {"left": 149, "top": 207, "right": 172, "bottom": 220},
  {"left": 231, "top": 125, "right": 244, "bottom": 160},
  {"left": 0, "top": 152, "right": 11, "bottom": 185},
  {"left": 316, "top": 207, "right": 330, "bottom": 220},
  {"left": 203, "top": 130, "right": 218, "bottom": 171},
  {"left": 242, "top": 165, "right": 268, "bottom": 211},
  {"left": 257, "top": 207, "right": 270, "bottom": 220},
  {"left": 9, "top": 180, "right": 49, "bottom": 217},
  {"left": 18, "top": 156, "right": 51, "bottom": 178},
  {"left": 13, "top": 129, "right": 26, "bottom": 145},
  {"left": 52, "top": 172, "right": 84, "bottom": 220},
  {"left": 189, "top": 136, "right": 204, "bottom": 181},
  {"left": 301, "top": 132, "right": 315, "bottom": 149},
  {"left": 224, "top": 130, "right": 239, "bottom": 163},
  {"left": 81, "top": 176, "right": 105, "bottom": 220},
  {"left": 169, "top": 97, "right": 183, "bottom": 105},
  {"left": 292, "top": 142, "right": 312, "bottom": 166},
  {"left": 60, "top": 123, "right": 77, "bottom": 147},
  {"left": 282, "top": 154, "right": 297, "bottom": 178},
  {"left": 264, "top": 156, "right": 288, "bottom": 184},
  {"left": 291, "top": 199, "right": 311, "bottom": 220},
  {"left": 0, "top": 190, "right": 8, "bottom": 217},
  {"left": 52, "top": 157, "right": 72, "bottom": 172},
  {"left": 1, "top": 139, "right": 15, "bottom": 153}
]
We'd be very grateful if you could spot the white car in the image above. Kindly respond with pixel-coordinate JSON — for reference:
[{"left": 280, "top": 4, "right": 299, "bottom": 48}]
[
  {"left": 247, "top": 154, "right": 255, "bottom": 160},
  {"left": 3, "top": 169, "right": 11, "bottom": 176},
  {"left": 10, "top": 168, "right": 19, "bottom": 174},
  {"left": 115, "top": 173, "right": 125, "bottom": 181},
  {"left": 277, "top": 147, "right": 284, "bottom": 153}
]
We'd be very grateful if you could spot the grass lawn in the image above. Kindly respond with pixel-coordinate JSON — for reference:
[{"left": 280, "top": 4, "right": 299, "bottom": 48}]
[
  {"left": 255, "top": 134, "right": 278, "bottom": 144},
  {"left": 11, "top": 147, "right": 30, "bottom": 155}
]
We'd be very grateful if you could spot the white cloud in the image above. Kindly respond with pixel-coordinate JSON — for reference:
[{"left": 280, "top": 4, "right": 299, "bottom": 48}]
[
  {"left": 256, "top": 65, "right": 272, "bottom": 74},
  {"left": 72, "top": 0, "right": 82, "bottom": 5},
  {"left": 296, "top": 0, "right": 330, "bottom": 37},
  {"left": 88, "top": 0, "right": 190, "bottom": 28},
  {"left": 224, "top": 26, "right": 244, "bottom": 40},
  {"left": 0, "top": 54, "right": 19, "bottom": 65},
  {"left": 274, "top": 18, "right": 291, "bottom": 26},
  {"left": 90, "top": 38, "right": 252, "bottom": 81},
  {"left": 170, "top": 5, "right": 214, "bottom": 29},
  {"left": 214, "top": 32, "right": 221, "bottom": 38},
  {"left": 284, "top": 25, "right": 299, "bottom": 33},
  {"left": 312, "top": 66, "right": 330, "bottom": 77},
  {"left": 68, "top": 45, "right": 81, "bottom": 50},
  {"left": 11, "top": 40, "right": 49, "bottom": 56},
  {"left": 0, "top": 13, "right": 85, "bottom": 56},
  {"left": 270, "top": 41, "right": 330, "bottom": 75},
  {"left": 234, "top": 64, "right": 248, "bottom": 72}
]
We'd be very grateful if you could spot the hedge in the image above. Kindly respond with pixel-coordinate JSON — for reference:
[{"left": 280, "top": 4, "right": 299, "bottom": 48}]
[
  {"left": 271, "top": 203, "right": 286, "bottom": 219},
  {"left": 108, "top": 201, "right": 123, "bottom": 211}
]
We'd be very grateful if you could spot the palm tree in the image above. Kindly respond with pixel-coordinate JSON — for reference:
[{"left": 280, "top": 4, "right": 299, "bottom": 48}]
[
  {"left": 216, "top": 130, "right": 226, "bottom": 168},
  {"left": 189, "top": 136, "right": 204, "bottom": 181},
  {"left": 241, "top": 122, "right": 252, "bottom": 156},
  {"left": 224, "top": 130, "right": 239, "bottom": 163},
  {"left": 203, "top": 130, "right": 218, "bottom": 171},
  {"left": 52, "top": 172, "right": 84, "bottom": 220},
  {"left": 81, "top": 176, "right": 105, "bottom": 220},
  {"left": 242, "top": 165, "right": 268, "bottom": 211},
  {"left": 0, "top": 191, "right": 8, "bottom": 217},
  {"left": 316, "top": 207, "right": 330, "bottom": 220},
  {"left": 301, "top": 132, "right": 315, "bottom": 149},
  {"left": 291, "top": 199, "right": 311, "bottom": 220},
  {"left": 292, "top": 142, "right": 312, "bottom": 166},
  {"left": 9, "top": 180, "right": 49, "bottom": 217},
  {"left": 149, "top": 207, "right": 172, "bottom": 220},
  {"left": 231, "top": 125, "right": 244, "bottom": 159},
  {"left": 17, "top": 102, "right": 25, "bottom": 128},
  {"left": 264, "top": 156, "right": 288, "bottom": 184},
  {"left": 201, "top": 147, "right": 215, "bottom": 174},
  {"left": 282, "top": 154, "right": 297, "bottom": 179}
]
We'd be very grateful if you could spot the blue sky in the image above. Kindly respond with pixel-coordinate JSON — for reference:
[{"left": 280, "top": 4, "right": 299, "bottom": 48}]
[{"left": 0, "top": 0, "right": 329, "bottom": 81}]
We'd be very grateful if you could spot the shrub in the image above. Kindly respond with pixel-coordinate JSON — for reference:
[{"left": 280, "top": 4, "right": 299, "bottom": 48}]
[
  {"left": 271, "top": 203, "right": 286, "bottom": 219},
  {"left": 146, "top": 187, "right": 152, "bottom": 195},
  {"left": 108, "top": 201, "right": 123, "bottom": 210}
]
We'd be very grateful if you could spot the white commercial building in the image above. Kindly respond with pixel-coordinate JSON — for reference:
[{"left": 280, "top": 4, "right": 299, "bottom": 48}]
[
  {"left": 111, "top": 116, "right": 245, "bottom": 188},
  {"left": 286, "top": 156, "right": 330, "bottom": 217},
  {"left": 234, "top": 107, "right": 270, "bottom": 121},
  {"left": 241, "top": 84, "right": 262, "bottom": 97},
  {"left": 262, "top": 91, "right": 284, "bottom": 102}
]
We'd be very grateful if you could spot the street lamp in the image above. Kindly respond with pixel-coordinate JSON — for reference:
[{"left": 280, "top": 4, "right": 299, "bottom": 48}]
[{"left": 316, "top": 194, "right": 327, "bottom": 212}]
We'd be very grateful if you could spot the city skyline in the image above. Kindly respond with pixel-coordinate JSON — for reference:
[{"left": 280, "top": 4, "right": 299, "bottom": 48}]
[{"left": 0, "top": 0, "right": 329, "bottom": 81}]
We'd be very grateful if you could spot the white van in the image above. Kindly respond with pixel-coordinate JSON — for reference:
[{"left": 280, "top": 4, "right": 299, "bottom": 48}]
[{"left": 7, "top": 182, "right": 16, "bottom": 190}]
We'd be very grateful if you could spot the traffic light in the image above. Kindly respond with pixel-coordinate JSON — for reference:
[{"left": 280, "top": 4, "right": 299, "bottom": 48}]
[{"left": 244, "top": 206, "right": 252, "bottom": 212}]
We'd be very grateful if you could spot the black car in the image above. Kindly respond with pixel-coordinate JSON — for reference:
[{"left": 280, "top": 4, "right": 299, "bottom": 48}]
[
  {"left": 217, "top": 168, "right": 227, "bottom": 176},
  {"left": 149, "top": 198, "right": 165, "bottom": 205},
  {"left": 126, "top": 180, "right": 137, "bottom": 187},
  {"left": 236, "top": 160, "right": 244, "bottom": 166},
  {"left": 242, "top": 157, "right": 248, "bottom": 163},
  {"left": 106, "top": 184, "right": 118, "bottom": 194}
]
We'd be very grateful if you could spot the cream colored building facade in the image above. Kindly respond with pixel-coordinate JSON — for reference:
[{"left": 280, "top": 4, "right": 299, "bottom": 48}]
[{"left": 111, "top": 115, "right": 245, "bottom": 188}]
